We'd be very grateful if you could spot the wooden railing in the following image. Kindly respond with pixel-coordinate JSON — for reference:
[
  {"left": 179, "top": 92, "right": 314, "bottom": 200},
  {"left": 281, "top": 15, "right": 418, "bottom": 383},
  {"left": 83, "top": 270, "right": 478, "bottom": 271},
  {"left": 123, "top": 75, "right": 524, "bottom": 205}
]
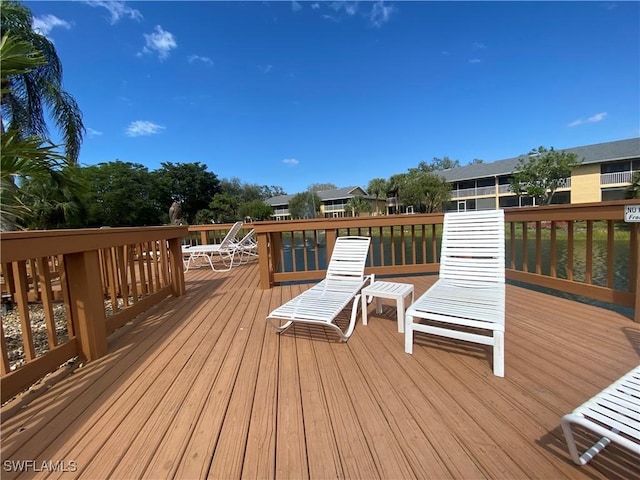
[
  {"left": 0, "top": 226, "right": 187, "bottom": 403},
  {"left": 3, "top": 203, "right": 636, "bottom": 402},
  {"left": 246, "top": 201, "right": 639, "bottom": 321}
]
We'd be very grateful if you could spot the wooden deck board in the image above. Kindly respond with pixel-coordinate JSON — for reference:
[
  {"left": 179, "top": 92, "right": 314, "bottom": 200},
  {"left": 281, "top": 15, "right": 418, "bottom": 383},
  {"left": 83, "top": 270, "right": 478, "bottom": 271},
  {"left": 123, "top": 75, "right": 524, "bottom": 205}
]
[{"left": 1, "top": 263, "right": 639, "bottom": 480}]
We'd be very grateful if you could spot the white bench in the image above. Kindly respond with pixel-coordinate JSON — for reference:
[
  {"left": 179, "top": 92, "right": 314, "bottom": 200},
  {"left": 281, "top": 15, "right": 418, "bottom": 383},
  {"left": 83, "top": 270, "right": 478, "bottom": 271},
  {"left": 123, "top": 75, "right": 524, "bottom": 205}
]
[{"left": 561, "top": 365, "right": 640, "bottom": 465}]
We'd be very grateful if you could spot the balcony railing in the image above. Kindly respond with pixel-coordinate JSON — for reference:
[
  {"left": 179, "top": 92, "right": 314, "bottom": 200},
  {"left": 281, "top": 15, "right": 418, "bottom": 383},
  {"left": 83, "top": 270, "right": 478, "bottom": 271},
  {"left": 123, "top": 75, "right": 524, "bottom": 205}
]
[
  {"left": 601, "top": 171, "right": 634, "bottom": 185},
  {"left": 451, "top": 186, "right": 497, "bottom": 199},
  {"left": 323, "top": 204, "right": 347, "bottom": 212}
]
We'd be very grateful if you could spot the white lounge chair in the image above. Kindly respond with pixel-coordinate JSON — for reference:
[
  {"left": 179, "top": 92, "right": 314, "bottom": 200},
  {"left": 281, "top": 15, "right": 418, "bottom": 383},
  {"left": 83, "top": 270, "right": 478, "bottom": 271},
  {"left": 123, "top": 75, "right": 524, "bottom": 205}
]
[
  {"left": 561, "top": 365, "right": 640, "bottom": 465},
  {"left": 405, "top": 209, "right": 506, "bottom": 377},
  {"left": 232, "top": 229, "right": 258, "bottom": 263},
  {"left": 184, "top": 221, "right": 244, "bottom": 272},
  {"left": 267, "top": 236, "right": 373, "bottom": 341}
]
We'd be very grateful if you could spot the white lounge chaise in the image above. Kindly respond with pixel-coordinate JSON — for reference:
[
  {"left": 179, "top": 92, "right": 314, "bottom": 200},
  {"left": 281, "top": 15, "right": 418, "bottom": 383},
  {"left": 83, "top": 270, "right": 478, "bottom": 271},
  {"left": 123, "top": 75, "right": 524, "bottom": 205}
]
[
  {"left": 404, "top": 209, "right": 506, "bottom": 376},
  {"left": 184, "top": 221, "right": 244, "bottom": 272},
  {"left": 267, "top": 236, "right": 373, "bottom": 341},
  {"left": 561, "top": 365, "right": 640, "bottom": 465}
]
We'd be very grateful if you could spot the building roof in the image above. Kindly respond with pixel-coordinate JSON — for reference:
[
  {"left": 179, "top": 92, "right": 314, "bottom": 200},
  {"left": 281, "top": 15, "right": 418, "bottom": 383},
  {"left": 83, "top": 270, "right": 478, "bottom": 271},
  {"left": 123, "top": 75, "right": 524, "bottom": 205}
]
[
  {"left": 438, "top": 137, "right": 640, "bottom": 183},
  {"left": 265, "top": 186, "right": 370, "bottom": 206}
]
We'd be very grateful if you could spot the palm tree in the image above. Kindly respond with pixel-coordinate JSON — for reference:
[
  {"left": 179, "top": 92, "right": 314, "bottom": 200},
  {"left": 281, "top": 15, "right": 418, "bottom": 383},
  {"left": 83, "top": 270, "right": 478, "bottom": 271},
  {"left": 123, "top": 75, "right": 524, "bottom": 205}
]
[
  {"left": 1, "top": 0, "right": 84, "bottom": 163},
  {"left": 367, "top": 177, "right": 388, "bottom": 215},
  {"left": 1, "top": 33, "right": 84, "bottom": 230},
  {"left": 345, "top": 195, "right": 371, "bottom": 217}
]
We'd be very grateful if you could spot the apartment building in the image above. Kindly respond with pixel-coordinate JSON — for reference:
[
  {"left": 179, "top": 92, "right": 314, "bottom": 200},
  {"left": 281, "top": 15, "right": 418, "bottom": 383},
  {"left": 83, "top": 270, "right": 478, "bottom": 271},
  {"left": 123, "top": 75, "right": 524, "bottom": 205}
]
[
  {"left": 265, "top": 138, "right": 639, "bottom": 219},
  {"left": 265, "top": 186, "right": 386, "bottom": 220},
  {"left": 436, "top": 137, "right": 640, "bottom": 211}
]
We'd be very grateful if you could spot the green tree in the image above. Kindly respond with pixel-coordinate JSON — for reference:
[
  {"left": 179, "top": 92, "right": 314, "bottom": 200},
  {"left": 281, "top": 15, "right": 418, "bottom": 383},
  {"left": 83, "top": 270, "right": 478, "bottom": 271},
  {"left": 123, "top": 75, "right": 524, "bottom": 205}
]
[
  {"left": 289, "top": 191, "right": 321, "bottom": 219},
  {"left": 627, "top": 171, "right": 640, "bottom": 199},
  {"left": 78, "top": 161, "right": 163, "bottom": 227},
  {"left": 1, "top": 1, "right": 84, "bottom": 163},
  {"left": 510, "top": 147, "right": 582, "bottom": 205},
  {"left": 208, "top": 192, "right": 239, "bottom": 223},
  {"left": 307, "top": 182, "right": 337, "bottom": 192},
  {"left": 401, "top": 169, "right": 451, "bottom": 213},
  {"left": 418, "top": 156, "right": 461, "bottom": 172},
  {"left": 153, "top": 162, "right": 220, "bottom": 223},
  {"left": 193, "top": 209, "right": 216, "bottom": 225},
  {"left": 261, "top": 185, "right": 286, "bottom": 198},
  {"left": 367, "top": 177, "right": 388, "bottom": 215},
  {"left": 238, "top": 199, "right": 273, "bottom": 221},
  {"left": 345, "top": 196, "right": 371, "bottom": 217},
  {"left": 18, "top": 165, "right": 87, "bottom": 229}
]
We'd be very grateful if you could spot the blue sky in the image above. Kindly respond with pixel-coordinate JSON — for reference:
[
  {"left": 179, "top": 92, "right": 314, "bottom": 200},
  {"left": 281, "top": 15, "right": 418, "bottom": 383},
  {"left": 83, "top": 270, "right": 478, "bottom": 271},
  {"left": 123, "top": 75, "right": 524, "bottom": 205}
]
[{"left": 27, "top": 1, "right": 640, "bottom": 194}]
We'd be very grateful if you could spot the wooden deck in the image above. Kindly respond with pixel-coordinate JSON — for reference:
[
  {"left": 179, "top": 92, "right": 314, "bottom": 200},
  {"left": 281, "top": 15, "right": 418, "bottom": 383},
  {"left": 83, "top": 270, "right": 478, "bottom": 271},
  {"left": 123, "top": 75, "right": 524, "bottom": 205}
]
[{"left": 1, "top": 262, "right": 638, "bottom": 479}]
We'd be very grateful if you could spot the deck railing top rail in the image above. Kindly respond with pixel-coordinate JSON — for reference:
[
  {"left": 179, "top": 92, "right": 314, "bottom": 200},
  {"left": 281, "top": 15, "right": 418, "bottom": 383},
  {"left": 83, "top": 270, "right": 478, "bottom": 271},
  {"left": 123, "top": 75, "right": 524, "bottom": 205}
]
[{"left": 1, "top": 225, "right": 188, "bottom": 263}]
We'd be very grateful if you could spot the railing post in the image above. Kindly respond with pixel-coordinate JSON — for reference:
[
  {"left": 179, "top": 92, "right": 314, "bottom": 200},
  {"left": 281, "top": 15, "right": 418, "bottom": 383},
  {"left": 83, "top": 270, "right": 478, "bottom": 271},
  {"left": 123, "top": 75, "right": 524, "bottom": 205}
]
[
  {"left": 633, "top": 223, "right": 640, "bottom": 323},
  {"left": 63, "top": 250, "right": 107, "bottom": 362},
  {"left": 257, "top": 232, "right": 272, "bottom": 289},
  {"left": 168, "top": 238, "right": 186, "bottom": 297},
  {"left": 325, "top": 229, "right": 338, "bottom": 265}
]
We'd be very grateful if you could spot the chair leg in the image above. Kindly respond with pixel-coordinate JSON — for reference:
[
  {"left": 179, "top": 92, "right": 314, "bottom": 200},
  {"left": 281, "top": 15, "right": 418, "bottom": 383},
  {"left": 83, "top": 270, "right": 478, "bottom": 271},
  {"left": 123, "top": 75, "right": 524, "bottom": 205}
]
[
  {"left": 493, "top": 331, "right": 504, "bottom": 377},
  {"left": 341, "top": 294, "right": 361, "bottom": 341},
  {"left": 404, "top": 314, "right": 414, "bottom": 354},
  {"left": 561, "top": 415, "right": 613, "bottom": 465}
]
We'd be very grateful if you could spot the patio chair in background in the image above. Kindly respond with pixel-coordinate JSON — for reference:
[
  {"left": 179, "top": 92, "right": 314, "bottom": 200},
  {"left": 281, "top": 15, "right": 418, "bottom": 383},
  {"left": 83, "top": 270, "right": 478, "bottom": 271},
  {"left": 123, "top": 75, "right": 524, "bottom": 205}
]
[
  {"left": 404, "top": 209, "right": 506, "bottom": 376},
  {"left": 267, "top": 236, "right": 373, "bottom": 341},
  {"left": 183, "top": 221, "right": 244, "bottom": 272},
  {"left": 232, "top": 229, "right": 258, "bottom": 263}
]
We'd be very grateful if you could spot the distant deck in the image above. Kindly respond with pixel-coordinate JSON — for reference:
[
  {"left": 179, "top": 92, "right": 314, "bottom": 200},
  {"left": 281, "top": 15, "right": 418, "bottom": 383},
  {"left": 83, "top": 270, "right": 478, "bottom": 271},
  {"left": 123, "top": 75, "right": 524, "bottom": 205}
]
[{"left": 1, "top": 262, "right": 639, "bottom": 479}]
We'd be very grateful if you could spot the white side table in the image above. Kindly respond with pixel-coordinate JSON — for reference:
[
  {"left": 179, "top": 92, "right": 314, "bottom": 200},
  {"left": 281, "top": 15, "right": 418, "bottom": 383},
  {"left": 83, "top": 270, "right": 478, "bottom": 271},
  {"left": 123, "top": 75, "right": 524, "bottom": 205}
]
[{"left": 361, "top": 281, "right": 414, "bottom": 333}]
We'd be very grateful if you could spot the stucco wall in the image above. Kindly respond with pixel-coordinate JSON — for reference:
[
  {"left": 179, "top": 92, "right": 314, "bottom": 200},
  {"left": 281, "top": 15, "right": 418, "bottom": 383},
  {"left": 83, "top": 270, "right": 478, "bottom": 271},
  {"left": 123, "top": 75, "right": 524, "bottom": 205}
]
[{"left": 571, "top": 164, "right": 601, "bottom": 203}]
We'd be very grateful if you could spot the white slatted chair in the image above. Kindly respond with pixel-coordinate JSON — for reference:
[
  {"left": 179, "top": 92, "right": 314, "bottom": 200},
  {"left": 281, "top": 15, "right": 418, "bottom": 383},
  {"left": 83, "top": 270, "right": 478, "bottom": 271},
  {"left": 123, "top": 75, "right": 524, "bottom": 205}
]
[
  {"left": 232, "top": 229, "right": 258, "bottom": 263},
  {"left": 184, "top": 221, "right": 244, "bottom": 272},
  {"left": 561, "top": 366, "right": 640, "bottom": 465},
  {"left": 405, "top": 209, "right": 506, "bottom": 376},
  {"left": 267, "top": 236, "right": 373, "bottom": 341}
]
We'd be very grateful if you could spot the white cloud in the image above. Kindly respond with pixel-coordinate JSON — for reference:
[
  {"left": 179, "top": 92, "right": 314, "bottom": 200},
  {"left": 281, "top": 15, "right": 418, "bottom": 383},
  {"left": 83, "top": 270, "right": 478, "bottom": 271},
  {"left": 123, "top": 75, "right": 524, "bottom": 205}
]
[
  {"left": 125, "top": 121, "right": 165, "bottom": 137},
  {"left": 140, "top": 26, "right": 177, "bottom": 60},
  {"left": 283, "top": 158, "right": 299, "bottom": 166},
  {"left": 188, "top": 54, "right": 214, "bottom": 66},
  {"left": 473, "top": 42, "right": 486, "bottom": 50},
  {"left": 311, "top": 3, "right": 320, "bottom": 9},
  {"left": 32, "top": 15, "right": 71, "bottom": 36},
  {"left": 469, "top": 58, "right": 481, "bottom": 64},
  {"left": 370, "top": 1, "right": 393, "bottom": 28},
  {"left": 292, "top": 1, "right": 302, "bottom": 12},
  {"left": 260, "top": 64, "right": 273, "bottom": 73},
  {"left": 330, "top": 1, "right": 356, "bottom": 14},
  {"left": 568, "top": 112, "right": 607, "bottom": 127},
  {"left": 87, "top": 127, "right": 103, "bottom": 137},
  {"left": 83, "top": 1, "right": 142, "bottom": 24}
]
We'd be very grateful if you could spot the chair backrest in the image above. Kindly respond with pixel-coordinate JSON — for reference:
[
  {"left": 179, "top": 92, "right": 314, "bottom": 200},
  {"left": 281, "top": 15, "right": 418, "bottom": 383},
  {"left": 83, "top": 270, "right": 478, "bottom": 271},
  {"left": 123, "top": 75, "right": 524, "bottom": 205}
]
[
  {"left": 325, "top": 236, "right": 371, "bottom": 282},
  {"left": 235, "top": 229, "right": 256, "bottom": 247},
  {"left": 219, "top": 221, "right": 244, "bottom": 248},
  {"left": 439, "top": 210, "right": 505, "bottom": 285}
]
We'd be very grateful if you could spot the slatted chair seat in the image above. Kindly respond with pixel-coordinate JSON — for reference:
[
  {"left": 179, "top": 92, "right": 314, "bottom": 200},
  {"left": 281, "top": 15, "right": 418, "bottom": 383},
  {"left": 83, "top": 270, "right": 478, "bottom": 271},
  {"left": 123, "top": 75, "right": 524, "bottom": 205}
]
[
  {"left": 405, "top": 209, "right": 506, "bottom": 377},
  {"left": 561, "top": 365, "right": 640, "bottom": 465},
  {"left": 267, "top": 236, "right": 373, "bottom": 341}
]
